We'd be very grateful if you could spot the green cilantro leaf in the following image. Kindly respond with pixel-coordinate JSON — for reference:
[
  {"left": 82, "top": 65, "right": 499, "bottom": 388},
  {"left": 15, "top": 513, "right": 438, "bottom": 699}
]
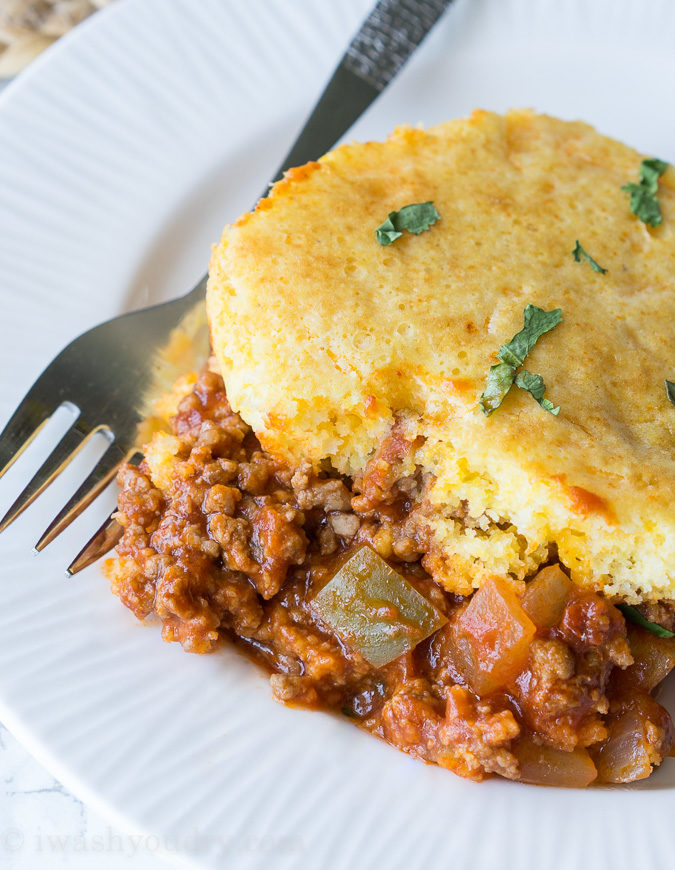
[
  {"left": 640, "top": 158, "right": 669, "bottom": 187},
  {"left": 622, "top": 157, "right": 669, "bottom": 227},
  {"left": 376, "top": 215, "right": 402, "bottom": 245},
  {"left": 618, "top": 604, "right": 675, "bottom": 638},
  {"left": 622, "top": 183, "right": 663, "bottom": 226},
  {"left": 393, "top": 202, "right": 440, "bottom": 234},
  {"left": 572, "top": 240, "right": 607, "bottom": 274},
  {"left": 667, "top": 379, "right": 675, "bottom": 406},
  {"left": 479, "top": 362, "right": 517, "bottom": 416},
  {"left": 479, "top": 304, "right": 562, "bottom": 417},
  {"left": 514, "top": 370, "right": 560, "bottom": 415},
  {"left": 497, "top": 305, "right": 563, "bottom": 368},
  {"left": 376, "top": 201, "right": 440, "bottom": 245}
]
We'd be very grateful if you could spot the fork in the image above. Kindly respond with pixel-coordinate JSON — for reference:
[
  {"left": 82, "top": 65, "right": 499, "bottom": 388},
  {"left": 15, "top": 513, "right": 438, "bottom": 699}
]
[{"left": 0, "top": 0, "right": 453, "bottom": 574}]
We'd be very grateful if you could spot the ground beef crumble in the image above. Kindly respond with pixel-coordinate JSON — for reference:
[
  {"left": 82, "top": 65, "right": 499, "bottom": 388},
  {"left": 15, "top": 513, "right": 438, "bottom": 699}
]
[{"left": 108, "top": 368, "right": 675, "bottom": 785}]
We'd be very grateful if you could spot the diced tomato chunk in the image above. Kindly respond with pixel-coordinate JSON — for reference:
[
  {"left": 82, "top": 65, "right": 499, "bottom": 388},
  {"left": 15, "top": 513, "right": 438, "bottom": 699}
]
[
  {"left": 521, "top": 564, "right": 572, "bottom": 629},
  {"left": 558, "top": 591, "right": 625, "bottom": 653},
  {"left": 449, "top": 576, "right": 536, "bottom": 696}
]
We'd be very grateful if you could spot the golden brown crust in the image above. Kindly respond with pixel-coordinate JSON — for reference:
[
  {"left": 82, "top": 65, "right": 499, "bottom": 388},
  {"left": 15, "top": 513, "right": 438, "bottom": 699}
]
[{"left": 207, "top": 109, "right": 675, "bottom": 600}]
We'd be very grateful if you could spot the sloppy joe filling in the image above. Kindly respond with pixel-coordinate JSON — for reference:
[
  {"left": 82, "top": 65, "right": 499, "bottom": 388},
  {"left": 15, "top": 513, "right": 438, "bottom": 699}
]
[{"left": 108, "top": 368, "right": 675, "bottom": 786}]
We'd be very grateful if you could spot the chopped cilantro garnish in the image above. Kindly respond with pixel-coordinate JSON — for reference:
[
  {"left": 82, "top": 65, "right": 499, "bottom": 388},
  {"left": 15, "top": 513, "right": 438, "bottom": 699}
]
[
  {"left": 497, "top": 305, "right": 563, "bottom": 368},
  {"left": 514, "top": 370, "right": 560, "bottom": 415},
  {"left": 376, "top": 201, "right": 440, "bottom": 245},
  {"left": 479, "top": 304, "right": 562, "bottom": 417},
  {"left": 623, "top": 184, "right": 662, "bottom": 226},
  {"left": 572, "top": 241, "right": 607, "bottom": 274},
  {"left": 640, "top": 158, "right": 669, "bottom": 187},
  {"left": 618, "top": 604, "right": 675, "bottom": 638},
  {"left": 622, "top": 158, "right": 669, "bottom": 227},
  {"left": 667, "top": 379, "right": 675, "bottom": 406},
  {"left": 479, "top": 363, "right": 517, "bottom": 416}
]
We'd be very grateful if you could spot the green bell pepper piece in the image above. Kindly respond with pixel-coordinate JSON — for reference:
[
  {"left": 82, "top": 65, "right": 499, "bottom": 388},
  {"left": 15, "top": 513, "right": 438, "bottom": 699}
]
[{"left": 311, "top": 545, "right": 447, "bottom": 667}]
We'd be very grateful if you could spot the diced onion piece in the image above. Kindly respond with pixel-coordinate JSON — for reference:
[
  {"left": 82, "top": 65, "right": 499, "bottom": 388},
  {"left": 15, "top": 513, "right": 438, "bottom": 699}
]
[
  {"left": 521, "top": 564, "right": 572, "bottom": 629},
  {"left": 449, "top": 576, "right": 536, "bottom": 696},
  {"left": 513, "top": 736, "right": 597, "bottom": 787},
  {"left": 613, "top": 625, "right": 675, "bottom": 693},
  {"left": 311, "top": 545, "right": 447, "bottom": 668},
  {"left": 594, "top": 695, "right": 673, "bottom": 783}
]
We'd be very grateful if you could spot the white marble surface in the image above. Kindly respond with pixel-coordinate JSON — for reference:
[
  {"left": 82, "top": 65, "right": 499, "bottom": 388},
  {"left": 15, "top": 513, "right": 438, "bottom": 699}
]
[{"left": 0, "top": 723, "right": 172, "bottom": 869}]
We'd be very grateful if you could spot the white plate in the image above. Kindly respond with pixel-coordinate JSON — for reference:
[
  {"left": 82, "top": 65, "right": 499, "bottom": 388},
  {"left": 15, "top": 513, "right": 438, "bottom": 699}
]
[{"left": 1, "top": 1, "right": 674, "bottom": 868}]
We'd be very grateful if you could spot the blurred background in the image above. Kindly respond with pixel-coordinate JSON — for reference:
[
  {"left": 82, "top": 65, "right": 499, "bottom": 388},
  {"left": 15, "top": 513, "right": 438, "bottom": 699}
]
[{"left": 0, "top": 0, "right": 111, "bottom": 78}]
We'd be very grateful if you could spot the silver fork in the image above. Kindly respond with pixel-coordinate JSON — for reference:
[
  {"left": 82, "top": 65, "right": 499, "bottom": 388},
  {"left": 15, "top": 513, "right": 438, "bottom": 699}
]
[{"left": 0, "top": 0, "right": 453, "bottom": 574}]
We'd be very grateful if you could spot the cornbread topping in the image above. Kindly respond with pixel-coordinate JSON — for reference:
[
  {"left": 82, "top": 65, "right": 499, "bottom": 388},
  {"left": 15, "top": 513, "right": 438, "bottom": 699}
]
[
  {"left": 208, "top": 109, "right": 675, "bottom": 601},
  {"left": 110, "top": 110, "right": 675, "bottom": 786}
]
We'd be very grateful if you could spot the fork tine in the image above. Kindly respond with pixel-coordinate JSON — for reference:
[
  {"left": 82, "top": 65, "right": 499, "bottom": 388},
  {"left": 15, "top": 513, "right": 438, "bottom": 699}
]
[
  {"left": 0, "top": 400, "right": 55, "bottom": 482},
  {"left": 33, "top": 444, "right": 138, "bottom": 552},
  {"left": 64, "top": 451, "right": 143, "bottom": 572},
  {"left": 66, "top": 512, "right": 124, "bottom": 577},
  {"left": 0, "top": 423, "right": 112, "bottom": 534}
]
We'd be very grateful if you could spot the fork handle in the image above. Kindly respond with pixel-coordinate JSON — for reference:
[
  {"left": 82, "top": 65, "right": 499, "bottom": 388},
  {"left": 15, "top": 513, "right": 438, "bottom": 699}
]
[{"left": 269, "top": 0, "right": 454, "bottom": 185}]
